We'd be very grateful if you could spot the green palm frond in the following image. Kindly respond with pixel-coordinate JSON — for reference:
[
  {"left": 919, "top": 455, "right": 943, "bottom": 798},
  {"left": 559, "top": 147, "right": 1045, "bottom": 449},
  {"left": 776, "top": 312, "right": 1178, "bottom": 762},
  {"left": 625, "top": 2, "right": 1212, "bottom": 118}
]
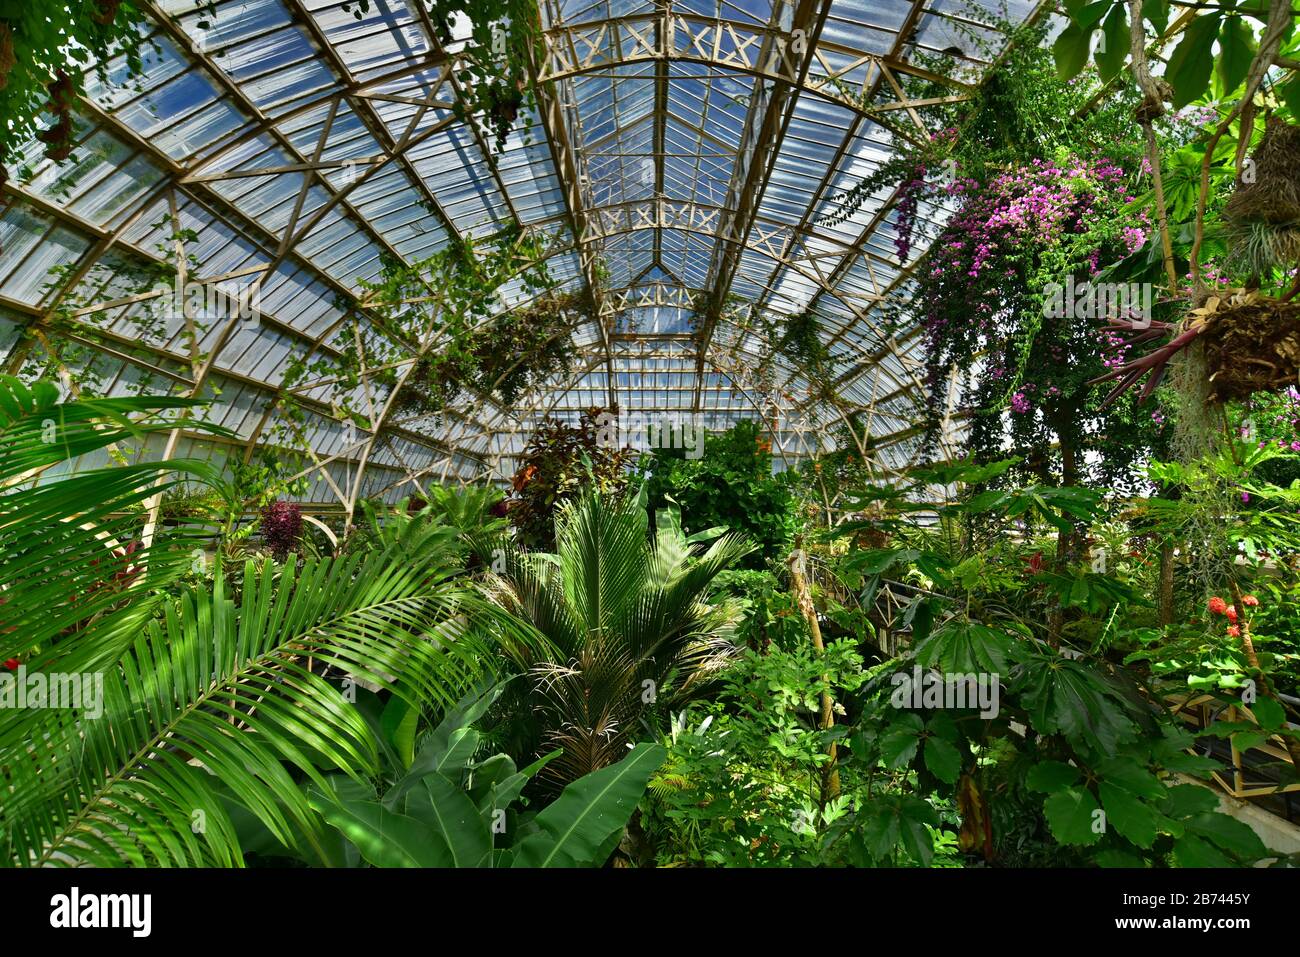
[
  {"left": 555, "top": 489, "right": 650, "bottom": 644},
  {"left": 1, "top": 534, "right": 539, "bottom": 868},
  {"left": 0, "top": 376, "right": 232, "bottom": 672},
  {"left": 0, "top": 375, "right": 208, "bottom": 482},
  {"left": 2, "top": 460, "right": 224, "bottom": 667},
  {"left": 420, "top": 485, "right": 506, "bottom": 536},
  {"left": 0, "top": 378, "right": 545, "bottom": 867}
]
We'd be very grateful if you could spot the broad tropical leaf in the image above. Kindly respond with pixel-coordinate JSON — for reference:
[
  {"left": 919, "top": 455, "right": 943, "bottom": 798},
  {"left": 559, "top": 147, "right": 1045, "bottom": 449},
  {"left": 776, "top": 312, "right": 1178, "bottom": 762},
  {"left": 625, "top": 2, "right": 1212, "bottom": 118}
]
[{"left": 510, "top": 742, "right": 666, "bottom": 867}]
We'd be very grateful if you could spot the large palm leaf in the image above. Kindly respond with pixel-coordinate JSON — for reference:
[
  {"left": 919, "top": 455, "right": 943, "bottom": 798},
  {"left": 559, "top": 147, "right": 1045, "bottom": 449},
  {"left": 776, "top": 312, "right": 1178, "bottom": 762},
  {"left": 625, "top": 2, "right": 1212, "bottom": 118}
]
[
  {"left": 0, "top": 377, "right": 542, "bottom": 866},
  {"left": 487, "top": 491, "right": 752, "bottom": 785},
  {"left": 0, "top": 375, "right": 229, "bottom": 674},
  {"left": 1, "top": 531, "right": 539, "bottom": 867}
]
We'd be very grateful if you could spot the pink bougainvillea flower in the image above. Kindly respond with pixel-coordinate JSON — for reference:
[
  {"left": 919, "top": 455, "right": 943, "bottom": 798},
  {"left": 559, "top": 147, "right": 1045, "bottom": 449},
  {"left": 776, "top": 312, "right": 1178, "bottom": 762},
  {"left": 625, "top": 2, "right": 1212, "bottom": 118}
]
[
  {"left": 1242, "top": 594, "right": 1260, "bottom": 607},
  {"left": 1207, "top": 596, "right": 1228, "bottom": 616},
  {"left": 1226, "top": 606, "right": 1238, "bottom": 623},
  {"left": 1227, "top": 626, "right": 1241, "bottom": 638}
]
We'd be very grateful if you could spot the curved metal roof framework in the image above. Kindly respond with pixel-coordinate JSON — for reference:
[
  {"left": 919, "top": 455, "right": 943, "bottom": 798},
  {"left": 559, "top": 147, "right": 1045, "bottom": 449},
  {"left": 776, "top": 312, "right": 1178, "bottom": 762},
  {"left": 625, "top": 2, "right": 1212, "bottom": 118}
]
[{"left": 0, "top": 0, "right": 1038, "bottom": 511}]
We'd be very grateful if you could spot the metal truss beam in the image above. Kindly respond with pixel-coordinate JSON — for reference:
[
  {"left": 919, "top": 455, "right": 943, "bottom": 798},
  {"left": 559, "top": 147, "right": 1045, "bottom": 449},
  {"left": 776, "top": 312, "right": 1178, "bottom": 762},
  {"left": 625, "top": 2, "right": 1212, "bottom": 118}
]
[
  {"left": 4, "top": 0, "right": 1031, "bottom": 495},
  {"left": 62, "top": 17, "right": 512, "bottom": 484},
  {"left": 538, "top": 10, "right": 971, "bottom": 123},
  {"left": 533, "top": 0, "right": 616, "bottom": 409},
  {"left": 691, "top": 0, "right": 832, "bottom": 410},
  {"left": 0, "top": 291, "right": 484, "bottom": 470},
  {"left": 749, "top": 0, "right": 933, "bottom": 416}
]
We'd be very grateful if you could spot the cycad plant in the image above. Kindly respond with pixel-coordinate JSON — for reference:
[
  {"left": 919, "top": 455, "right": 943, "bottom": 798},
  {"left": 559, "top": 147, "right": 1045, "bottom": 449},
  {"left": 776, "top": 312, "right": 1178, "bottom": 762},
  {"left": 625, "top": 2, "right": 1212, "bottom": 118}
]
[
  {"left": 359, "top": 486, "right": 507, "bottom": 548},
  {"left": 0, "top": 378, "right": 541, "bottom": 867},
  {"left": 359, "top": 486, "right": 508, "bottom": 571},
  {"left": 485, "top": 488, "right": 752, "bottom": 785}
]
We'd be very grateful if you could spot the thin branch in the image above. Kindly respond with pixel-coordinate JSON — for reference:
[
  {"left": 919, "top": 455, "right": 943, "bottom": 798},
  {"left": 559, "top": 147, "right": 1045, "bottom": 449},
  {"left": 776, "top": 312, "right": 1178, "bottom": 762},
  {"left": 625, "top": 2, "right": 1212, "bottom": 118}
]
[{"left": 1128, "top": 0, "right": 1179, "bottom": 291}]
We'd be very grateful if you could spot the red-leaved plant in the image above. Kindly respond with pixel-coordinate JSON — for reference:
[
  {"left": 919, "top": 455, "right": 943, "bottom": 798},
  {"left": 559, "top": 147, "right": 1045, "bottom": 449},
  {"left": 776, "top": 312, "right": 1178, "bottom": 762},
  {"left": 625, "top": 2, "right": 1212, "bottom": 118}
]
[{"left": 260, "top": 501, "right": 303, "bottom": 561}]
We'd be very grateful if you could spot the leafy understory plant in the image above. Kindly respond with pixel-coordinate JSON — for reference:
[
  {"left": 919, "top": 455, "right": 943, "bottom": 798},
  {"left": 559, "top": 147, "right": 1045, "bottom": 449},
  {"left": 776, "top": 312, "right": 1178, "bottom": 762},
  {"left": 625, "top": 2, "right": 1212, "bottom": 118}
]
[
  {"left": 260, "top": 684, "right": 665, "bottom": 868},
  {"left": 852, "top": 597, "right": 1279, "bottom": 867},
  {"left": 815, "top": 453, "right": 1281, "bottom": 867},
  {"left": 646, "top": 641, "right": 877, "bottom": 868}
]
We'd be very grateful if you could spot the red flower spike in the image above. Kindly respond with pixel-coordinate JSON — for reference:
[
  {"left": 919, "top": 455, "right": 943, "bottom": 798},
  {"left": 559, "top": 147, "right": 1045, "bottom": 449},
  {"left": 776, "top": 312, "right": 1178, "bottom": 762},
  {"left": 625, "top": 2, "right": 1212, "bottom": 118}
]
[{"left": 1207, "top": 596, "right": 1228, "bottom": 616}]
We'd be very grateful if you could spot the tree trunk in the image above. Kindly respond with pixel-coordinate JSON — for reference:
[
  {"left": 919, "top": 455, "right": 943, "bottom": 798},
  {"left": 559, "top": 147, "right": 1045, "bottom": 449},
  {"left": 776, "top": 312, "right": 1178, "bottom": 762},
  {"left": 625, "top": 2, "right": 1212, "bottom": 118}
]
[
  {"left": 1047, "top": 439, "right": 1081, "bottom": 648},
  {"left": 788, "top": 536, "right": 840, "bottom": 804},
  {"left": 1158, "top": 542, "right": 1175, "bottom": 626}
]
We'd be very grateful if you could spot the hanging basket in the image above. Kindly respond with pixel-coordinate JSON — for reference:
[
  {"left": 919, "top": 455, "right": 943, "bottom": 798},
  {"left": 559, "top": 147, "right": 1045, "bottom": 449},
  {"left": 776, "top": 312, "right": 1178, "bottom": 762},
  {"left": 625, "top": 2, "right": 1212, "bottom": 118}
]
[
  {"left": 1224, "top": 118, "right": 1300, "bottom": 277},
  {"left": 1192, "top": 290, "right": 1300, "bottom": 402},
  {"left": 1224, "top": 117, "right": 1300, "bottom": 226}
]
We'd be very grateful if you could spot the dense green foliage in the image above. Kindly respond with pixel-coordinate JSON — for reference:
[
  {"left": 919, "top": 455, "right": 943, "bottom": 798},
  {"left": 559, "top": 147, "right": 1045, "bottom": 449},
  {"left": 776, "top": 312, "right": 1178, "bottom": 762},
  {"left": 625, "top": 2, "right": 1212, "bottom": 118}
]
[
  {"left": 3, "top": 371, "right": 1298, "bottom": 869},
  {"left": 256, "top": 683, "right": 664, "bottom": 868},
  {"left": 7, "top": 1, "right": 1300, "bottom": 875},
  {"left": 0, "top": 1, "right": 154, "bottom": 190},
  {"left": 645, "top": 420, "right": 799, "bottom": 569},
  {"left": 504, "top": 408, "right": 640, "bottom": 548}
]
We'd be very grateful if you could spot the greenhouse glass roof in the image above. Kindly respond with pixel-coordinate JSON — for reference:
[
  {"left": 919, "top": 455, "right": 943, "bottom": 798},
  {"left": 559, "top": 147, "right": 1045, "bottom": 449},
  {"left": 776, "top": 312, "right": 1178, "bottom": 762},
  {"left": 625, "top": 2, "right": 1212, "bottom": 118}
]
[{"left": 0, "top": 0, "right": 1039, "bottom": 507}]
